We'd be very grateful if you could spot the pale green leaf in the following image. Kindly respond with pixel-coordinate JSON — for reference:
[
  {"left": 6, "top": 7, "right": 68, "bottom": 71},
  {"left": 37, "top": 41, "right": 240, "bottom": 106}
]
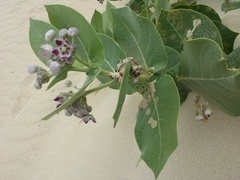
[
  {"left": 179, "top": 38, "right": 240, "bottom": 116},
  {"left": 111, "top": 7, "right": 168, "bottom": 72},
  {"left": 45, "top": 4, "right": 104, "bottom": 68},
  {"left": 135, "top": 74, "right": 180, "bottom": 179}
]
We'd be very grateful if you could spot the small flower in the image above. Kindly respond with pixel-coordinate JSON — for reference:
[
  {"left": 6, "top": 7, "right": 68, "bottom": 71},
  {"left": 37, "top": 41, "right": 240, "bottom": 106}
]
[
  {"left": 52, "top": 38, "right": 75, "bottom": 63},
  {"left": 54, "top": 93, "right": 69, "bottom": 108},
  {"left": 39, "top": 44, "right": 53, "bottom": 60},
  {"left": 68, "top": 27, "right": 79, "bottom": 37},
  {"left": 195, "top": 113, "right": 204, "bottom": 121},
  {"left": 76, "top": 108, "right": 89, "bottom": 118},
  {"left": 82, "top": 114, "right": 96, "bottom": 123},
  {"left": 59, "top": 29, "right": 68, "bottom": 37},
  {"left": 28, "top": 64, "right": 37, "bottom": 74},
  {"left": 49, "top": 61, "right": 61, "bottom": 75},
  {"left": 45, "top": 29, "right": 56, "bottom": 41}
]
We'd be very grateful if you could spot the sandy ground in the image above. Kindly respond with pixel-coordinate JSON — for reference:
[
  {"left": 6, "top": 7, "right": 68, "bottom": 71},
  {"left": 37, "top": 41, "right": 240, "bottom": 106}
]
[{"left": 1, "top": 0, "right": 240, "bottom": 179}]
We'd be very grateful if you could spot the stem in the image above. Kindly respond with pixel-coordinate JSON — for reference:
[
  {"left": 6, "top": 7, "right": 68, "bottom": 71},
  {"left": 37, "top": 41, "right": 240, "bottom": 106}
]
[
  {"left": 84, "top": 80, "right": 117, "bottom": 96},
  {"left": 70, "top": 66, "right": 89, "bottom": 73},
  {"left": 74, "top": 54, "right": 91, "bottom": 68}
]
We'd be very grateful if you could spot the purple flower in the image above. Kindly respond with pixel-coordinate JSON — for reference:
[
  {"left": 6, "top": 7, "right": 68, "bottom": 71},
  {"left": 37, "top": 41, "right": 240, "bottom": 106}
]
[
  {"left": 52, "top": 38, "right": 75, "bottom": 64},
  {"left": 39, "top": 44, "right": 53, "bottom": 60},
  {"left": 54, "top": 94, "right": 67, "bottom": 108}
]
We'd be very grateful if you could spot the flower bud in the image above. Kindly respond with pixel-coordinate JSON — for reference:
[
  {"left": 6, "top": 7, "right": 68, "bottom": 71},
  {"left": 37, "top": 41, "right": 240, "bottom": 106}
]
[
  {"left": 86, "top": 106, "right": 92, "bottom": 113},
  {"left": 34, "top": 82, "right": 42, "bottom": 89},
  {"left": 77, "top": 108, "right": 89, "bottom": 118},
  {"left": 195, "top": 114, "right": 204, "bottom": 121},
  {"left": 68, "top": 27, "right": 79, "bottom": 37},
  {"left": 49, "top": 61, "right": 61, "bottom": 75},
  {"left": 204, "top": 108, "right": 213, "bottom": 117},
  {"left": 64, "top": 79, "right": 72, "bottom": 87},
  {"left": 59, "top": 29, "right": 68, "bottom": 37},
  {"left": 47, "top": 59, "right": 54, "bottom": 67},
  {"left": 45, "top": 29, "right": 56, "bottom": 41},
  {"left": 64, "top": 109, "right": 72, "bottom": 116},
  {"left": 28, "top": 64, "right": 37, "bottom": 74}
]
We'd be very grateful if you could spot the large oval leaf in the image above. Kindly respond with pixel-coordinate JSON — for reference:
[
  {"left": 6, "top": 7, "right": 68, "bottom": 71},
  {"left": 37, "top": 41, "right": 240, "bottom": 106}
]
[
  {"left": 45, "top": 4, "right": 104, "bottom": 68},
  {"left": 179, "top": 38, "right": 240, "bottom": 116},
  {"left": 29, "top": 18, "right": 58, "bottom": 66},
  {"left": 111, "top": 7, "right": 168, "bottom": 73},
  {"left": 135, "top": 74, "right": 180, "bottom": 179},
  {"left": 158, "top": 9, "right": 223, "bottom": 52}
]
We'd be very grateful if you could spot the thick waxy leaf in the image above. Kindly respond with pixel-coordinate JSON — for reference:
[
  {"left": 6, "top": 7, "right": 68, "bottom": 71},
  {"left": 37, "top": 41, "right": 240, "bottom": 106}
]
[
  {"left": 45, "top": 5, "right": 104, "bottom": 68},
  {"left": 97, "top": 33, "right": 135, "bottom": 94},
  {"left": 29, "top": 18, "right": 58, "bottom": 66},
  {"left": 213, "top": 21, "right": 239, "bottom": 54},
  {"left": 91, "top": 10, "right": 104, "bottom": 34},
  {"left": 179, "top": 38, "right": 240, "bottom": 116},
  {"left": 42, "top": 68, "right": 101, "bottom": 120},
  {"left": 111, "top": 7, "right": 168, "bottom": 73},
  {"left": 135, "top": 74, "right": 180, "bottom": 179},
  {"left": 102, "top": 1, "right": 115, "bottom": 37},
  {"left": 113, "top": 63, "right": 131, "bottom": 127},
  {"left": 158, "top": 9, "right": 223, "bottom": 52},
  {"left": 227, "top": 46, "right": 240, "bottom": 69},
  {"left": 222, "top": 1, "right": 240, "bottom": 13},
  {"left": 174, "top": 4, "right": 221, "bottom": 22}
]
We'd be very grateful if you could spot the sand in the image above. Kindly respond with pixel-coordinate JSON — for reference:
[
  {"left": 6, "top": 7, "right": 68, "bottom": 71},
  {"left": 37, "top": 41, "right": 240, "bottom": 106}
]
[{"left": 1, "top": 0, "right": 240, "bottom": 179}]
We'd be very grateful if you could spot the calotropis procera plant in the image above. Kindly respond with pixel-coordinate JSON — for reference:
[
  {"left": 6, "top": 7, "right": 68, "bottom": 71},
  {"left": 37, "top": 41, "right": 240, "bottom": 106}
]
[{"left": 28, "top": 0, "right": 240, "bottom": 179}]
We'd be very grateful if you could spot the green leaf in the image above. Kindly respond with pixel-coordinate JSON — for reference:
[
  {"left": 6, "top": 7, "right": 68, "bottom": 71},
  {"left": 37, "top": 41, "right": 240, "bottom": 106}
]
[
  {"left": 45, "top": 4, "right": 104, "bottom": 68},
  {"left": 91, "top": 10, "right": 104, "bottom": 34},
  {"left": 113, "top": 63, "right": 131, "bottom": 127},
  {"left": 227, "top": 46, "right": 240, "bottom": 69},
  {"left": 135, "top": 74, "right": 180, "bottom": 179},
  {"left": 158, "top": 9, "right": 223, "bottom": 52},
  {"left": 222, "top": 1, "right": 240, "bottom": 13},
  {"left": 213, "top": 20, "right": 239, "bottom": 54},
  {"left": 173, "top": 4, "right": 221, "bottom": 22},
  {"left": 179, "top": 38, "right": 240, "bottom": 116},
  {"left": 42, "top": 68, "right": 101, "bottom": 120},
  {"left": 102, "top": 1, "right": 115, "bottom": 37},
  {"left": 97, "top": 33, "right": 135, "bottom": 94},
  {"left": 111, "top": 7, "right": 168, "bottom": 72},
  {"left": 29, "top": 18, "right": 58, "bottom": 66}
]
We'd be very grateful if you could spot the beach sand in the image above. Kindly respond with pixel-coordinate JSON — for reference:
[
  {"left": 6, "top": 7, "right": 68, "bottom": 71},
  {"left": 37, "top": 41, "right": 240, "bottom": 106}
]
[{"left": 1, "top": 0, "right": 240, "bottom": 179}]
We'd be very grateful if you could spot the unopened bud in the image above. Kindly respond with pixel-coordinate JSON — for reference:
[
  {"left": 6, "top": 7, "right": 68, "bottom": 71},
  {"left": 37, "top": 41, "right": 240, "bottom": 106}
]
[
  {"left": 64, "top": 109, "right": 72, "bottom": 116},
  {"left": 49, "top": 61, "right": 61, "bottom": 75},
  {"left": 64, "top": 79, "right": 72, "bottom": 87},
  {"left": 28, "top": 64, "right": 37, "bottom": 74},
  {"left": 59, "top": 29, "right": 68, "bottom": 37},
  {"left": 45, "top": 29, "right": 56, "bottom": 41},
  {"left": 68, "top": 27, "right": 79, "bottom": 37},
  {"left": 34, "top": 82, "right": 42, "bottom": 89}
]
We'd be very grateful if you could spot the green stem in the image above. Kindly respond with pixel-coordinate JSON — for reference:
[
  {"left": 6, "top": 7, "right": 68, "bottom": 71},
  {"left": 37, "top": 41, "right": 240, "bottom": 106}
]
[
  {"left": 74, "top": 54, "right": 91, "bottom": 68},
  {"left": 84, "top": 80, "right": 117, "bottom": 96}
]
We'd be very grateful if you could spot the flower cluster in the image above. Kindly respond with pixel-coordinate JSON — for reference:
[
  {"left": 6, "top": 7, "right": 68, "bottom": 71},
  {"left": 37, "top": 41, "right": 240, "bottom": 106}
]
[
  {"left": 194, "top": 95, "right": 213, "bottom": 122},
  {"left": 54, "top": 91, "right": 96, "bottom": 124},
  {"left": 39, "top": 27, "right": 79, "bottom": 75},
  {"left": 109, "top": 57, "right": 143, "bottom": 83},
  {"left": 28, "top": 64, "right": 51, "bottom": 89}
]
